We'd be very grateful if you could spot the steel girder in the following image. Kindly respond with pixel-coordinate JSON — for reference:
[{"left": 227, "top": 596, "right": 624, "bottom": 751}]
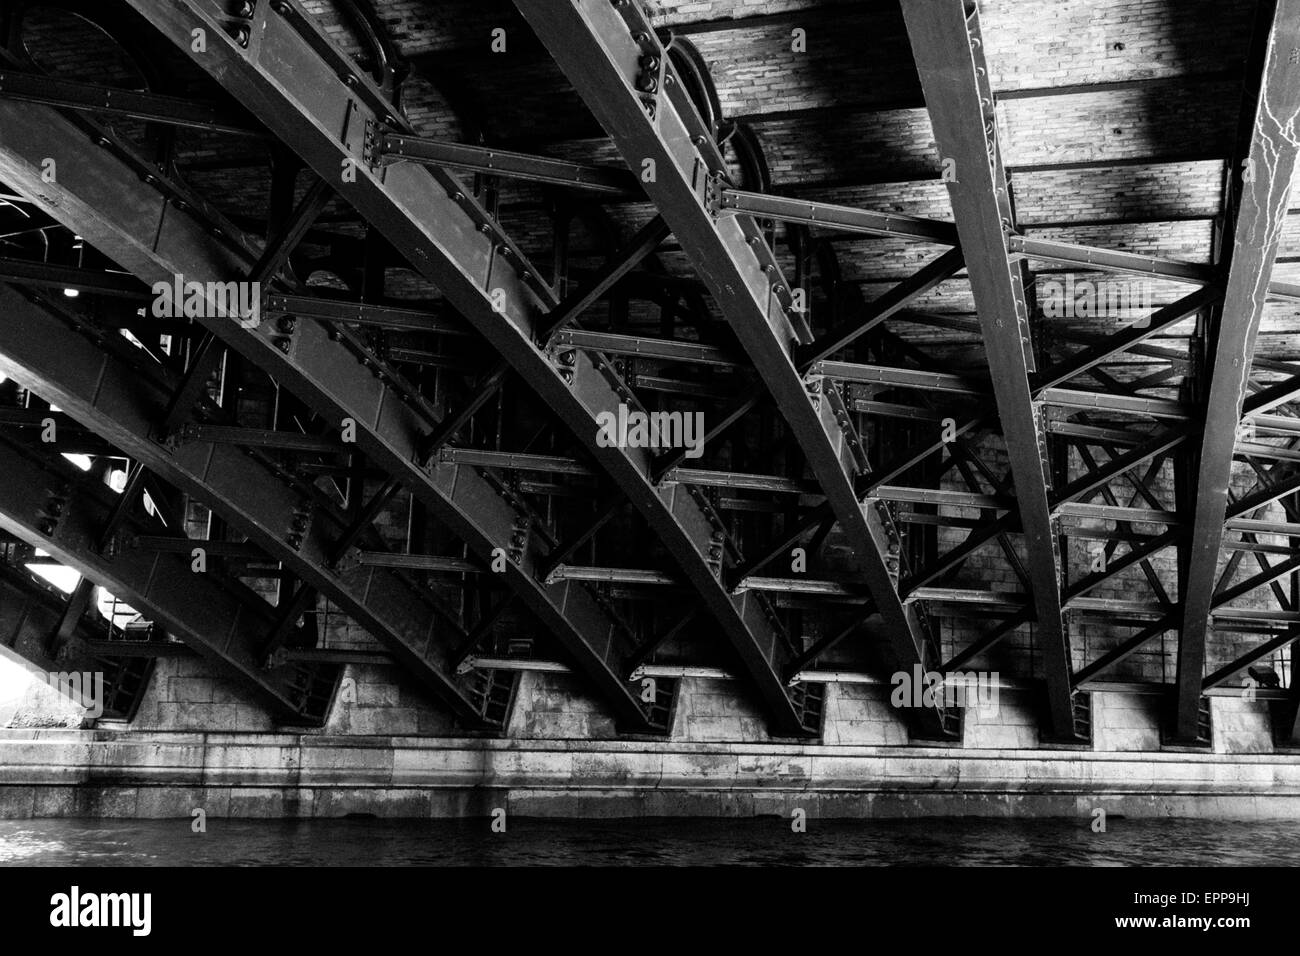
[
  {"left": 516, "top": 0, "right": 952, "bottom": 738},
  {"left": 0, "top": 283, "right": 517, "bottom": 729},
  {"left": 122, "top": 0, "right": 813, "bottom": 735},
  {"left": 377, "top": 132, "right": 639, "bottom": 196},
  {"left": 0, "top": 99, "right": 666, "bottom": 734},
  {"left": 14, "top": 65, "right": 1300, "bottom": 304},
  {"left": 0, "top": 549, "right": 153, "bottom": 721},
  {"left": 902, "top": 0, "right": 1076, "bottom": 739},
  {"left": 0, "top": 427, "right": 339, "bottom": 724},
  {"left": 0, "top": 68, "right": 258, "bottom": 137},
  {"left": 1175, "top": 0, "right": 1300, "bottom": 742}
]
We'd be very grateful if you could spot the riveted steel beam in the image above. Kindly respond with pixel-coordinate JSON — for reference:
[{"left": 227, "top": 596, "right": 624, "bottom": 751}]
[
  {"left": 121, "top": 0, "right": 815, "bottom": 735},
  {"left": 902, "top": 0, "right": 1076, "bottom": 737},
  {"left": 518, "top": 0, "right": 952, "bottom": 738},
  {"left": 0, "top": 68, "right": 258, "bottom": 137},
  {"left": 263, "top": 293, "right": 468, "bottom": 336},
  {"left": 717, "top": 188, "right": 960, "bottom": 243},
  {"left": 0, "top": 429, "right": 338, "bottom": 724},
  {"left": 1009, "top": 236, "right": 1213, "bottom": 285},
  {"left": 0, "top": 257, "right": 149, "bottom": 299},
  {"left": 1176, "top": 0, "right": 1300, "bottom": 742},
  {"left": 1040, "top": 388, "right": 1190, "bottom": 420},
  {"left": 378, "top": 132, "right": 640, "bottom": 195}
]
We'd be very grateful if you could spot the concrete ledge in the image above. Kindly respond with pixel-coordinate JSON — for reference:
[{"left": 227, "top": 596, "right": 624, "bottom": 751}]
[{"left": 6, "top": 730, "right": 1300, "bottom": 819}]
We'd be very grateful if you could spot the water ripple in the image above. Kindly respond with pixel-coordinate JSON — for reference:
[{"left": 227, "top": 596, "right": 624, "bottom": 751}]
[{"left": 1, "top": 817, "right": 1296, "bottom": 866}]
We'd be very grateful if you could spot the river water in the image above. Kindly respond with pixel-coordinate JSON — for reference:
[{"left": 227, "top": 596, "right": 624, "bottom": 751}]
[{"left": 1, "top": 817, "right": 1297, "bottom": 865}]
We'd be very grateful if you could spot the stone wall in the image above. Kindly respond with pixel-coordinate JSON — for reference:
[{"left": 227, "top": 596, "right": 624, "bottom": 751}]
[
  {"left": 5, "top": 706, "right": 1300, "bottom": 820},
  {"left": 85, "top": 655, "right": 1286, "bottom": 756}
]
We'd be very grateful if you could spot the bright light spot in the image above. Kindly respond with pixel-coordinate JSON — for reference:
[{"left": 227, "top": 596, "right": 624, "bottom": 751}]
[
  {"left": 26, "top": 563, "right": 80, "bottom": 594},
  {"left": 0, "top": 647, "right": 84, "bottom": 731},
  {"left": 61, "top": 453, "right": 92, "bottom": 471},
  {"left": 0, "top": 652, "right": 44, "bottom": 715},
  {"left": 97, "top": 587, "right": 143, "bottom": 630},
  {"left": 0, "top": 372, "right": 6, "bottom": 385},
  {"left": 62, "top": 288, "right": 79, "bottom": 298},
  {"left": 108, "top": 469, "right": 127, "bottom": 493},
  {"left": 48, "top": 405, "right": 60, "bottom": 413}
]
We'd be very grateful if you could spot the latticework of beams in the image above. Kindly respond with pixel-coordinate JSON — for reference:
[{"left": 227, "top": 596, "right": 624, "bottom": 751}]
[
  {"left": 0, "top": 107, "right": 663, "bottom": 732},
  {"left": 4, "top": 0, "right": 1300, "bottom": 745},
  {"left": 517, "top": 0, "right": 954, "bottom": 738},
  {"left": 119, "top": 0, "right": 819, "bottom": 736}
]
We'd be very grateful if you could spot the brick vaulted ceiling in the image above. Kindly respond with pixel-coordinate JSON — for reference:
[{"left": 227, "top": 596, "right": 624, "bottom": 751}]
[{"left": 0, "top": 0, "right": 1298, "bottom": 743}]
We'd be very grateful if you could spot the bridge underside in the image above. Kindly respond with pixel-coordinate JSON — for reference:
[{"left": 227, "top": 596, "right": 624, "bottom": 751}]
[{"left": 3, "top": 0, "right": 1300, "bottom": 765}]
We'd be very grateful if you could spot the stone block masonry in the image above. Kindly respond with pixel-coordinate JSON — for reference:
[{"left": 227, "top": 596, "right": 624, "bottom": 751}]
[{"left": 5, "top": 664, "right": 1298, "bottom": 820}]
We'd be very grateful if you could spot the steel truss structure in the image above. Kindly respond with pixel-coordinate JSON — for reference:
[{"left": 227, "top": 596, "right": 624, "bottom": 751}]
[{"left": 0, "top": 0, "right": 1298, "bottom": 743}]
